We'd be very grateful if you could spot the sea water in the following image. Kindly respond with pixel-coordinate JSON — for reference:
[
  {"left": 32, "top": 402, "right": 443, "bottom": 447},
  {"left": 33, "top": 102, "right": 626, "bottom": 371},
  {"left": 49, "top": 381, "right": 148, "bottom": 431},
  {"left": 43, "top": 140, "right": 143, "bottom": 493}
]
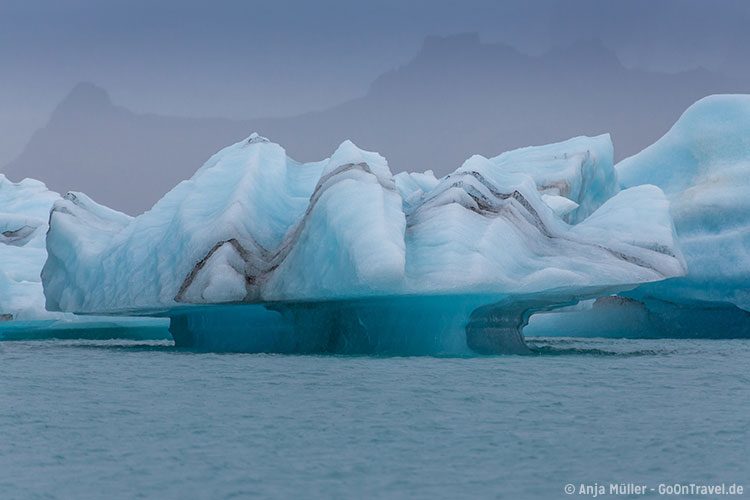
[{"left": 1, "top": 338, "right": 748, "bottom": 499}]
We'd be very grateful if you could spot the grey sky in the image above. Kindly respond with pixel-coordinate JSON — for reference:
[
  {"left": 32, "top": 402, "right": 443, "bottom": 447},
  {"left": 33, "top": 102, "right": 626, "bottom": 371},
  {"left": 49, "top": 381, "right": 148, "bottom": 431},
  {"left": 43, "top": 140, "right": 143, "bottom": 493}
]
[{"left": 1, "top": 0, "right": 749, "bottom": 167}]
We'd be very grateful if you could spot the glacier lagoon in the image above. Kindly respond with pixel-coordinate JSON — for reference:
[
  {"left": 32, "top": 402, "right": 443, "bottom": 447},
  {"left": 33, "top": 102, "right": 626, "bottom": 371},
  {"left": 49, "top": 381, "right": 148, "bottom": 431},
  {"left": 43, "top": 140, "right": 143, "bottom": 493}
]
[
  {"left": 1, "top": 338, "right": 748, "bottom": 499},
  {"left": 1, "top": 95, "right": 749, "bottom": 498}
]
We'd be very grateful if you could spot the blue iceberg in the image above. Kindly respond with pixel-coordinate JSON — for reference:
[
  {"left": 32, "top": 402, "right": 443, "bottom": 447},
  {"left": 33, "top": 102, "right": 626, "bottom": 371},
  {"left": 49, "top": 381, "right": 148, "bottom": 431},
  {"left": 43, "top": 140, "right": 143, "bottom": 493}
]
[
  {"left": 41, "top": 133, "right": 685, "bottom": 353},
  {"left": 527, "top": 95, "right": 750, "bottom": 339}
]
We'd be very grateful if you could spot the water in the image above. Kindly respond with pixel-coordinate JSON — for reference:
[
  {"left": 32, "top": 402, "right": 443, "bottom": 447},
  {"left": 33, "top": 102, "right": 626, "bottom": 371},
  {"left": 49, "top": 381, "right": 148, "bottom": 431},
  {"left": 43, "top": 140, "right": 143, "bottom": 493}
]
[{"left": 1, "top": 338, "right": 748, "bottom": 499}]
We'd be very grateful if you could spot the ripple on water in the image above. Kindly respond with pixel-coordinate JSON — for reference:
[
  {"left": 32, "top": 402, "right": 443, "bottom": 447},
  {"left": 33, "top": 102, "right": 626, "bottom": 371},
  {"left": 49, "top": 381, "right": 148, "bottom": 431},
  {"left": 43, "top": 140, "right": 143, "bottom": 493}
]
[{"left": 0, "top": 337, "right": 748, "bottom": 499}]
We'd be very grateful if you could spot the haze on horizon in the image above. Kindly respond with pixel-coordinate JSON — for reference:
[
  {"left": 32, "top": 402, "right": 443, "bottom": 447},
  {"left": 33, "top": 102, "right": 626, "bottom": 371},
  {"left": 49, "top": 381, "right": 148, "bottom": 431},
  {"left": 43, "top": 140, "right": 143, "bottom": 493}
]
[{"left": 2, "top": 0, "right": 750, "bottom": 213}]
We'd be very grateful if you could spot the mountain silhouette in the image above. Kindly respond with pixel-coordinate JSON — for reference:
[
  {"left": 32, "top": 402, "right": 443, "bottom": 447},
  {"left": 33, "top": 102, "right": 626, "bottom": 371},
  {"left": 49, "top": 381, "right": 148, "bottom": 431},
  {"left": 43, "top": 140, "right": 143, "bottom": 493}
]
[{"left": 4, "top": 34, "right": 745, "bottom": 214}]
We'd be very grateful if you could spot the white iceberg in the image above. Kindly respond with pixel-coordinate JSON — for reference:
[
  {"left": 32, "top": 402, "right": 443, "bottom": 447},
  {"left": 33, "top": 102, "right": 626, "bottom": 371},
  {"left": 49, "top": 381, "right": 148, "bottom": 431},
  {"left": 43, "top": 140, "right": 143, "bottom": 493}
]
[
  {"left": 0, "top": 174, "right": 168, "bottom": 339},
  {"left": 0, "top": 175, "right": 60, "bottom": 320},
  {"left": 527, "top": 95, "right": 750, "bottom": 339},
  {"left": 42, "top": 134, "right": 684, "bottom": 353}
]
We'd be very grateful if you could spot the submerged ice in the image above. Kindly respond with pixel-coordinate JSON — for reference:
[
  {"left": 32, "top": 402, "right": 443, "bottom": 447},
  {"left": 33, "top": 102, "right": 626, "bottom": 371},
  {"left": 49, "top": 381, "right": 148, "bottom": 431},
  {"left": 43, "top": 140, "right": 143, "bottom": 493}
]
[{"left": 41, "top": 131, "right": 686, "bottom": 353}]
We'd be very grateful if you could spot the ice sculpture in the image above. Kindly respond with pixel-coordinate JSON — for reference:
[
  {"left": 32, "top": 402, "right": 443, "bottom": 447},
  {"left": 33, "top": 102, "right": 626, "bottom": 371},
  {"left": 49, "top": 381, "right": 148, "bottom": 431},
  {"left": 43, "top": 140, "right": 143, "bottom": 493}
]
[
  {"left": 527, "top": 95, "right": 750, "bottom": 339},
  {"left": 42, "top": 133, "right": 685, "bottom": 353}
]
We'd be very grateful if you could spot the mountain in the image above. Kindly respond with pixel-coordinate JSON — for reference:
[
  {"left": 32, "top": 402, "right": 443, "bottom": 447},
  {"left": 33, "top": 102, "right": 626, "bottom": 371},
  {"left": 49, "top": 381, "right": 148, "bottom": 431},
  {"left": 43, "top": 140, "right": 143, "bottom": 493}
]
[
  {"left": 4, "top": 34, "right": 745, "bottom": 214},
  {"left": 3, "top": 83, "right": 248, "bottom": 214}
]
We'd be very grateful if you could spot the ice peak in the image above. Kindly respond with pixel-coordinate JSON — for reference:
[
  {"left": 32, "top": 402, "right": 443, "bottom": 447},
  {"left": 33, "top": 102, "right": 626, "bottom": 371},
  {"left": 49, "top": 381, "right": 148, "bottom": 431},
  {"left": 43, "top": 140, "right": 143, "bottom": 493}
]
[
  {"left": 246, "top": 133, "right": 270, "bottom": 145},
  {"left": 334, "top": 139, "right": 363, "bottom": 154},
  {"left": 326, "top": 140, "right": 391, "bottom": 179}
]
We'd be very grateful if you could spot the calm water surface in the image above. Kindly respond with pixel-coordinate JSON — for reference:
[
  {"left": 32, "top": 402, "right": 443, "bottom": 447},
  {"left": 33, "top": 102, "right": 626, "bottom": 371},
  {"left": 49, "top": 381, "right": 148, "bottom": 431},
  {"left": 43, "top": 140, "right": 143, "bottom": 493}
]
[{"left": 1, "top": 338, "right": 748, "bottom": 499}]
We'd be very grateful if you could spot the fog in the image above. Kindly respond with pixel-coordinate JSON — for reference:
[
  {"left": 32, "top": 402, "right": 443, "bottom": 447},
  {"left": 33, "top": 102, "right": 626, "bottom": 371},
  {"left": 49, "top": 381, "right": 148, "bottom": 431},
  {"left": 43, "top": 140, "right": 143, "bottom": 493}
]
[{"left": 2, "top": 0, "right": 748, "bottom": 213}]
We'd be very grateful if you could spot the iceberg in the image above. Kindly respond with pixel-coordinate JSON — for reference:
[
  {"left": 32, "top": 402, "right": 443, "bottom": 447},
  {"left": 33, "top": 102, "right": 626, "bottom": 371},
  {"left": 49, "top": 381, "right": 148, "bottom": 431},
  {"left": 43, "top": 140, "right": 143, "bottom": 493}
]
[
  {"left": 0, "top": 175, "right": 60, "bottom": 320},
  {"left": 527, "top": 95, "right": 750, "bottom": 339},
  {"left": 488, "top": 134, "right": 617, "bottom": 223},
  {"left": 42, "top": 134, "right": 685, "bottom": 354},
  {"left": 0, "top": 174, "right": 169, "bottom": 340}
]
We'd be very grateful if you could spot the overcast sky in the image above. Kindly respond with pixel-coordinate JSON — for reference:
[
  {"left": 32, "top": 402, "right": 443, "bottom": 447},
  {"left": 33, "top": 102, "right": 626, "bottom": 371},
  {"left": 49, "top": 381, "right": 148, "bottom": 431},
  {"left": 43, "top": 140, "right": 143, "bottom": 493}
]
[{"left": 1, "top": 0, "right": 749, "bottom": 165}]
